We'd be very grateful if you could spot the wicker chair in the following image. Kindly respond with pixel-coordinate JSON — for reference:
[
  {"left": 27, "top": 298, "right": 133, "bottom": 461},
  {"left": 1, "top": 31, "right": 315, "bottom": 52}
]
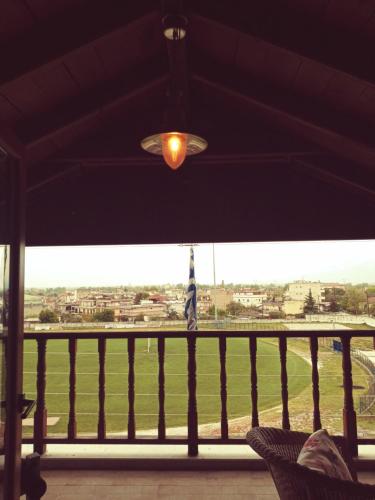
[{"left": 246, "top": 427, "right": 375, "bottom": 500}]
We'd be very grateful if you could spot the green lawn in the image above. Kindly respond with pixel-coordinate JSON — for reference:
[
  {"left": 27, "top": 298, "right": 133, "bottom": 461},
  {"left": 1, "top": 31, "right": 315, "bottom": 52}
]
[{"left": 23, "top": 335, "right": 309, "bottom": 436}]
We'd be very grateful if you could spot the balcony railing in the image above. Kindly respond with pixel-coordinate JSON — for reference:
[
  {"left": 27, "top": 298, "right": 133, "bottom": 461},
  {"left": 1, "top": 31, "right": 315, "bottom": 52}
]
[{"left": 22, "top": 330, "right": 375, "bottom": 458}]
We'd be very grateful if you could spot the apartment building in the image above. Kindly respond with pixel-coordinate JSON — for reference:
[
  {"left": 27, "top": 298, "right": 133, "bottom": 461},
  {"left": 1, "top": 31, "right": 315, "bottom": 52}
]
[
  {"left": 233, "top": 290, "right": 268, "bottom": 307},
  {"left": 286, "top": 281, "right": 324, "bottom": 304},
  {"left": 210, "top": 289, "right": 233, "bottom": 310}
]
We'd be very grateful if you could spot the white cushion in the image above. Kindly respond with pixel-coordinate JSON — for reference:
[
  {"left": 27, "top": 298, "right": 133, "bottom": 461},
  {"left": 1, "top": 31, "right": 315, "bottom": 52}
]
[{"left": 297, "top": 429, "right": 352, "bottom": 481}]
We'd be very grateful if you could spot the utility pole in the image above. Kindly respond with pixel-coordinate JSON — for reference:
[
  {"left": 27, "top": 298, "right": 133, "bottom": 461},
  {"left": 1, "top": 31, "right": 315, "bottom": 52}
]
[{"left": 212, "top": 243, "right": 218, "bottom": 322}]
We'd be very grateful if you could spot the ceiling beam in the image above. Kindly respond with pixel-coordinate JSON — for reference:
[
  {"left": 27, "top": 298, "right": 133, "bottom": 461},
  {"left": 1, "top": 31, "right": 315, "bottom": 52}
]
[
  {"left": 0, "top": 2, "right": 158, "bottom": 88},
  {"left": 192, "top": 74, "right": 375, "bottom": 170},
  {"left": 293, "top": 158, "right": 375, "bottom": 205},
  {"left": 24, "top": 74, "right": 168, "bottom": 164}
]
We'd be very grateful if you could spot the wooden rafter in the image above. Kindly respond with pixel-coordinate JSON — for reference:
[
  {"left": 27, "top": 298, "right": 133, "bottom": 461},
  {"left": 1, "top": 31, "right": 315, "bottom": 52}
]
[{"left": 192, "top": 74, "right": 375, "bottom": 170}]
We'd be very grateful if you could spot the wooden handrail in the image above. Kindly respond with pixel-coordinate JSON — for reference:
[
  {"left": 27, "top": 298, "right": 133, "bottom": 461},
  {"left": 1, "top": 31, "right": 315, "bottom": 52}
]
[
  {"left": 24, "top": 329, "right": 371, "bottom": 458},
  {"left": 24, "top": 329, "right": 372, "bottom": 339}
]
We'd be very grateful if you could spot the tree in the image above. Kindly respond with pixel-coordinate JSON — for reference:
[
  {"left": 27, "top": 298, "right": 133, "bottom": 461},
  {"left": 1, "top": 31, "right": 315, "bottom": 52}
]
[
  {"left": 304, "top": 289, "right": 317, "bottom": 314},
  {"left": 168, "top": 310, "right": 179, "bottom": 320},
  {"left": 134, "top": 292, "right": 149, "bottom": 305},
  {"left": 39, "top": 309, "right": 59, "bottom": 323},
  {"left": 328, "top": 300, "right": 340, "bottom": 313},
  {"left": 226, "top": 301, "right": 246, "bottom": 316},
  {"left": 341, "top": 288, "right": 366, "bottom": 314},
  {"left": 217, "top": 308, "right": 226, "bottom": 319},
  {"left": 61, "top": 313, "right": 82, "bottom": 323},
  {"left": 93, "top": 309, "right": 115, "bottom": 322},
  {"left": 269, "top": 311, "right": 286, "bottom": 319}
]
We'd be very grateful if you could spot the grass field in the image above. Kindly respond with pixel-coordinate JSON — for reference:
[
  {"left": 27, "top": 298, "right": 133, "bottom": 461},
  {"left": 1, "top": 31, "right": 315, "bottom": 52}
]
[{"left": 23, "top": 335, "right": 310, "bottom": 436}]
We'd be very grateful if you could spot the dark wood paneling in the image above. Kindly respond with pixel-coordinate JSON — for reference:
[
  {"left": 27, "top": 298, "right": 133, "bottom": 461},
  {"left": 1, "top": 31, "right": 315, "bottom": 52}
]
[
  {"left": 0, "top": 2, "right": 157, "bottom": 87},
  {"left": 94, "top": 13, "right": 162, "bottom": 82},
  {"left": 0, "top": 1, "right": 35, "bottom": 42},
  {"left": 236, "top": 34, "right": 302, "bottom": 88},
  {"left": 63, "top": 47, "right": 106, "bottom": 91},
  {"left": 24, "top": 0, "right": 86, "bottom": 20},
  {"left": 324, "top": 0, "right": 375, "bottom": 31}
]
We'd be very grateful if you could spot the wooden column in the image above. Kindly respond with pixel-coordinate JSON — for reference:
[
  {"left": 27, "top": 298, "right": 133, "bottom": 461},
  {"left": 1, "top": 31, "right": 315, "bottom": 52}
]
[
  {"left": 67, "top": 338, "right": 77, "bottom": 439},
  {"left": 97, "top": 337, "right": 106, "bottom": 440},
  {"left": 127, "top": 337, "right": 135, "bottom": 440},
  {"left": 341, "top": 335, "right": 358, "bottom": 456},
  {"left": 4, "top": 152, "right": 26, "bottom": 499},
  {"left": 219, "top": 336, "right": 228, "bottom": 439},
  {"left": 187, "top": 334, "right": 198, "bottom": 456},
  {"left": 310, "top": 336, "right": 322, "bottom": 431},
  {"left": 34, "top": 338, "right": 47, "bottom": 454},
  {"left": 249, "top": 337, "right": 259, "bottom": 427},
  {"left": 158, "top": 338, "right": 166, "bottom": 440},
  {"left": 279, "top": 336, "right": 290, "bottom": 430}
]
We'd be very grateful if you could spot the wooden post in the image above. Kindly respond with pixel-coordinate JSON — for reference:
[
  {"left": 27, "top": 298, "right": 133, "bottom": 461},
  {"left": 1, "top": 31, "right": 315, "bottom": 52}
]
[
  {"left": 310, "top": 336, "right": 322, "bottom": 431},
  {"left": 4, "top": 153, "right": 26, "bottom": 499},
  {"left": 341, "top": 335, "right": 358, "bottom": 456},
  {"left": 67, "top": 338, "right": 77, "bottom": 439},
  {"left": 219, "top": 336, "right": 228, "bottom": 439},
  {"left": 187, "top": 334, "right": 198, "bottom": 456},
  {"left": 249, "top": 337, "right": 259, "bottom": 427},
  {"left": 97, "top": 337, "right": 106, "bottom": 440},
  {"left": 33, "top": 338, "right": 47, "bottom": 454},
  {"left": 279, "top": 336, "right": 290, "bottom": 430},
  {"left": 127, "top": 337, "right": 135, "bottom": 439},
  {"left": 158, "top": 338, "right": 166, "bottom": 440}
]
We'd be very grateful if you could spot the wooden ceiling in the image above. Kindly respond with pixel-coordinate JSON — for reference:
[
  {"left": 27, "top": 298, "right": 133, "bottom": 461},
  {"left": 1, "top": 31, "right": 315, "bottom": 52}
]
[{"left": 1, "top": 0, "right": 375, "bottom": 244}]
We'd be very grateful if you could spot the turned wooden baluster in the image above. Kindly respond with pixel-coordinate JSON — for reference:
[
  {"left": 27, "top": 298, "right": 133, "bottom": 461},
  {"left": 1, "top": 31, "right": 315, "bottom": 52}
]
[
  {"left": 34, "top": 338, "right": 47, "bottom": 454},
  {"left": 158, "top": 337, "right": 166, "bottom": 440},
  {"left": 279, "top": 336, "right": 290, "bottom": 430},
  {"left": 249, "top": 337, "right": 259, "bottom": 427},
  {"left": 187, "top": 334, "right": 198, "bottom": 456},
  {"left": 68, "top": 338, "right": 77, "bottom": 439},
  {"left": 219, "top": 336, "right": 228, "bottom": 439},
  {"left": 128, "top": 337, "right": 135, "bottom": 439},
  {"left": 341, "top": 335, "right": 358, "bottom": 457},
  {"left": 97, "top": 337, "right": 106, "bottom": 440},
  {"left": 310, "top": 336, "right": 322, "bottom": 431}
]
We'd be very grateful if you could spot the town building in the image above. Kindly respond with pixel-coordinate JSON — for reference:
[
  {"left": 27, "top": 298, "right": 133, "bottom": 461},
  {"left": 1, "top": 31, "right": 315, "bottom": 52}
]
[
  {"left": 286, "top": 281, "right": 324, "bottom": 304},
  {"left": 282, "top": 300, "right": 304, "bottom": 316},
  {"left": 233, "top": 291, "right": 268, "bottom": 307},
  {"left": 210, "top": 288, "right": 233, "bottom": 310}
]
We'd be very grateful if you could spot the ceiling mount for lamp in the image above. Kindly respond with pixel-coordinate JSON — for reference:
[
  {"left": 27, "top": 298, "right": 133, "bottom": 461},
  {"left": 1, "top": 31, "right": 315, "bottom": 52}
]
[
  {"left": 162, "top": 13, "right": 188, "bottom": 40},
  {"left": 140, "top": 8, "right": 207, "bottom": 170}
]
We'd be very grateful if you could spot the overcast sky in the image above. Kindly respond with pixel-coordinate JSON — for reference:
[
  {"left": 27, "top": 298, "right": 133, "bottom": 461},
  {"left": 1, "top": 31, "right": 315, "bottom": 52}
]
[{"left": 23, "top": 240, "right": 375, "bottom": 288}]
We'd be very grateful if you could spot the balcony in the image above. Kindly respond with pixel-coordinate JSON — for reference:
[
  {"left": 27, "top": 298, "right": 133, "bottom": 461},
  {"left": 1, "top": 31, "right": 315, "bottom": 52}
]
[{"left": 21, "top": 328, "right": 375, "bottom": 470}]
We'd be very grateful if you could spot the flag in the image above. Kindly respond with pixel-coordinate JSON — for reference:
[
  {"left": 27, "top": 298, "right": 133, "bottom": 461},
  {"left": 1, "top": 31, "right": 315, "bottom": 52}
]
[{"left": 184, "top": 247, "right": 197, "bottom": 331}]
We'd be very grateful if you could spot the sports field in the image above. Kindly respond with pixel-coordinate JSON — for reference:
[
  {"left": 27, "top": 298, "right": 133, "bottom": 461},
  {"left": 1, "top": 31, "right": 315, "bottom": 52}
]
[{"left": 23, "top": 335, "right": 311, "bottom": 436}]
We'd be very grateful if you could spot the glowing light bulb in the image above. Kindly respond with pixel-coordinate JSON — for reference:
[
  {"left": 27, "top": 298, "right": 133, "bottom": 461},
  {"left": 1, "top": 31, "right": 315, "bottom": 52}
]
[{"left": 161, "top": 132, "right": 187, "bottom": 170}]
